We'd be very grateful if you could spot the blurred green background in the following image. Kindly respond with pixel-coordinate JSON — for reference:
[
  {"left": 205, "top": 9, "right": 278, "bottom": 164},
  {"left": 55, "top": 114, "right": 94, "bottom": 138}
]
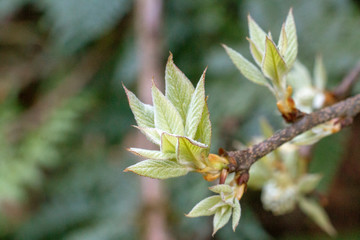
[{"left": 0, "top": 0, "right": 360, "bottom": 239}]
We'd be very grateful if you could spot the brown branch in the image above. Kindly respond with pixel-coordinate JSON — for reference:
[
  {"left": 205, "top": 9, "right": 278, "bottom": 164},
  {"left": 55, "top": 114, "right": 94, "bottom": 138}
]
[
  {"left": 226, "top": 94, "right": 360, "bottom": 172},
  {"left": 332, "top": 61, "right": 360, "bottom": 100}
]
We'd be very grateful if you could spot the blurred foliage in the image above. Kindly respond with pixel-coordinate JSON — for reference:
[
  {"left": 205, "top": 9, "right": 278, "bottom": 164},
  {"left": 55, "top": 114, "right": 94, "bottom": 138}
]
[
  {"left": 14, "top": 155, "right": 140, "bottom": 240},
  {"left": 0, "top": 94, "right": 91, "bottom": 234},
  {"left": 39, "top": 0, "right": 132, "bottom": 53},
  {"left": 0, "top": 0, "right": 359, "bottom": 239},
  {"left": 310, "top": 133, "right": 346, "bottom": 192},
  {"left": 0, "top": 0, "right": 31, "bottom": 18}
]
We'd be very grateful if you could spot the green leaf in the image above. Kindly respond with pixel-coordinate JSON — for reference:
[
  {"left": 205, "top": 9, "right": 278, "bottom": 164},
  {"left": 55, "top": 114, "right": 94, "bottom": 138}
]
[
  {"left": 298, "top": 197, "right": 336, "bottom": 236},
  {"left": 213, "top": 206, "right": 232, "bottom": 236},
  {"left": 247, "top": 37, "right": 263, "bottom": 66},
  {"left": 208, "top": 201, "right": 229, "bottom": 212},
  {"left": 209, "top": 184, "right": 233, "bottom": 194},
  {"left": 185, "top": 70, "right": 206, "bottom": 139},
  {"left": 128, "top": 148, "right": 175, "bottom": 160},
  {"left": 161, "top": 132, "right": 178, "bottom": 154},
  {"left": 314, "top": 55, "right": 327, "bottom": 90},
  {"left": 165, "top": 53, "right": 195, "bottom": 122},
  {"left": 134, "top": 126, "right": 161, "bottom": 146},
  {"left": 248, "top": 14, "right": 267, "bottom": 53},
  {"left": 123, "top": 85, "right": 154, "bottom": 128},
  {"left": 287, "top": 61, "right": 312, "bottom": 91},
  {"left": 223, "top": 44, "right": 268, "bottom": 86},
  {"left": 278, "top": 23, "right": 288, "bottom": 56},
  {"left": 195, "top": 100, "right": 211, "bottom": 147},
  {"left": 186, "top": 195, "right": 222, "bottom": 217},
  {"left": 262, "top": 37, "right": 288, "bottom": 86},
  {"left": 177, "top": 136, "right": 208, "bottom": 169},
  {"left": 124, "top": 159, "right": 189, "bottom": 179},
  {"left": 283, "top": 9, "right": 298, "bottom": 68},
  {"left": 152, "top": 84, "right": 184, "bottom": 135},
  {"left": 232, "top": 200, "right": 241, "bottom": 232},
  {"left": 297, "top": 174, "right": 322, "bottom": 194}
]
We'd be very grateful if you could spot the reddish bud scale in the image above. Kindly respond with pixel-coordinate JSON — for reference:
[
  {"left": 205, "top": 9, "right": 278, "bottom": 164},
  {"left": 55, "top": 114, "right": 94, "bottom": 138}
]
[
  {"left": 219, "top": 169, "right": 228, "bottom": 184},
  {"left": 276, "top": 86, "right": 306, "bottom": 123},
  {"left": 323, "top": 91, "right": 337, "bottom": 106},
  {"left": 236, "top": 171, "right": 249, "bottom": 186}
]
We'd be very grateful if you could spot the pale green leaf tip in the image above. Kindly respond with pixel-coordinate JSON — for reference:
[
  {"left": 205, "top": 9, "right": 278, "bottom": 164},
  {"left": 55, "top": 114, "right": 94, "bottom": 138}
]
[
  {"left": 232, "top": 217, "right": 239, "bottom": 232},
  {"left": 122, "top": 84, "right": 132, "bottom": 101},
  {"left": 185, "top": 210, "right": 206, "bottom": 218},
  {"left": 247, "top": 13, "right": 255, "bottom": 24},
  {"left": 203, "top": 66, "right": 208, "bottom": 76},
  {"left": 221, "top": 43, "right": 229, "bottom": 50},
  {"left": 199, "top": 67, "right": 208, "bottom": 84},
  {"left": 265, "top": 35, "right": 272, "bottom": 43},
  {"left": 246, "top": 37, "right": 258, "bottom": 47},
  {"left": 233, "top": 224, "right": 238, "bottom": 232},
  {"left": 222, "top": 44, "right": 236, "bottom": 56},
  {"left": 289, "top": 7, "right": 293, "bottom": 16},
  {"left": 284, "top": 8, "right": 294, "bottom": 24},
  {"left": 132, "top": 125, "right": 145, "bottom": 132},
  {"left": 151, "top": 80, "right": 161, "bottom": 96},
  {"left": 167, "top": 51, "right": 174, "bottom": 63},
  {"left": 122, "top": 82, "right": 127, "bottom": 91},
  {"left": 212, "top": 225, "right": 223, "bottom": 237},
  {"left": 127, "top": 148, "right": 144, "bottom": 158}
]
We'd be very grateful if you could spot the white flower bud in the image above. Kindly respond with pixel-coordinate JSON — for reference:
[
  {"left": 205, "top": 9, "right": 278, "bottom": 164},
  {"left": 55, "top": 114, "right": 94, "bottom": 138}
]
[
  {"left": 313, "top": 92, "right": 326, "bottom": 109},
  {"left": 261, "top": 180, "right": 297, "bottom": 215},
  {"left": 293, "top": 86, "right": 317, "bottom": 113}
]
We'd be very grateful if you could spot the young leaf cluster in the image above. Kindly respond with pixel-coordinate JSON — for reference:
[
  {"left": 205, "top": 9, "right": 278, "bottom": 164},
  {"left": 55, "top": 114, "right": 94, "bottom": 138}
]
[
  {"left": 223, "top": 9, "right": 297, "bottom": 101},
  {"left": 124, "top": 54, "right": 228, "bottom": 181},
  {"left": 124, "top": 54, "right": 248, "bottom": 234},
  {"left": 224, "top": 9, "right": 340, "bottom": 146},
  {"left": 187, "top": 184, "right": 242, "bottom": 236}
]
